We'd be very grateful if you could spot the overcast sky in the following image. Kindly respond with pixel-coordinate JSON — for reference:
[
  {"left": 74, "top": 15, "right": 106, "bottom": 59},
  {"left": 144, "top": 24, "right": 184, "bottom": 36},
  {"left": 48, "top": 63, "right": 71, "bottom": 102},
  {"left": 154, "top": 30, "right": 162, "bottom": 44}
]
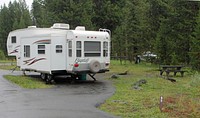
[{"left": 0, "top": 0, "right": 33, "bottom": 10}]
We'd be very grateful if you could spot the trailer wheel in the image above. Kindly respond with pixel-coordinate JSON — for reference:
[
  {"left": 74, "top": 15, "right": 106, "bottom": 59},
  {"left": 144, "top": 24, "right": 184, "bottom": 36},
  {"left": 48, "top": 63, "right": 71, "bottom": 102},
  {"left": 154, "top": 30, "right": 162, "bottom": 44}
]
[
  {"left": 69, "top": 74, "right": 77, "bottom": 84},
  {"left": 46, "top": 74, "right": 54, "bottom": 84},
  {"left": 89, "top": 60, "right": 101, "bottom": 73},
  {"left": 40, "top": 73, "right": 47, "bottom": 80}
]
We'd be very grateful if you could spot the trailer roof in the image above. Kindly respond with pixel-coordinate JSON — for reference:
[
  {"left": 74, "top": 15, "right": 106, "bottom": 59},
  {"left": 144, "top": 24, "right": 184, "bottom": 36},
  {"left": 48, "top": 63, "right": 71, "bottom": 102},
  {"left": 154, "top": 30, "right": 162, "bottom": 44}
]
[{"left": 8, "top": 27, "right": 110, "bottom": 40}]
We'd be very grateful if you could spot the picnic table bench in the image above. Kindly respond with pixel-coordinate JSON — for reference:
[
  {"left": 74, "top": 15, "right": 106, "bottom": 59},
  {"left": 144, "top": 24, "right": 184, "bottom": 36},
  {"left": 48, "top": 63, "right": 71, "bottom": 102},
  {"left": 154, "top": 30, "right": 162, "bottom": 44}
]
[{"left": 159, "top": 65, "right": 186, "bottom": 77}]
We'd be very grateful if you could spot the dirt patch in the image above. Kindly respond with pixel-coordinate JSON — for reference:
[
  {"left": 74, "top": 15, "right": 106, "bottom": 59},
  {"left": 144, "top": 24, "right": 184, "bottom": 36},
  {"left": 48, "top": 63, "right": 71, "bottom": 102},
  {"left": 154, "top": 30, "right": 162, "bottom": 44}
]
[{"left": 161, "top": 96, "right": 200, "bottom": 118}]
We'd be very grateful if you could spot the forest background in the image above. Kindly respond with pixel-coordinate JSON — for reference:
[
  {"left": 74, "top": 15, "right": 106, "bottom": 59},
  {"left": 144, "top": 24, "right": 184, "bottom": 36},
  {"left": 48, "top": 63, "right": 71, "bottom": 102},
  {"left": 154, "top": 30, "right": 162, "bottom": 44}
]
[{"left": 0, "top": 0, "right": 200, "bottom": 70}]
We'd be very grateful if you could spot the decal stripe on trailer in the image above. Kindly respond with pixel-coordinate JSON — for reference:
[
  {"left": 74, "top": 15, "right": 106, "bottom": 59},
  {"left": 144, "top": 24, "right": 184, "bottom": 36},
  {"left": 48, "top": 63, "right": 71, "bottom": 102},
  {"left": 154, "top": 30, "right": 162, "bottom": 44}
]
[
  {"left": 9, "top": 45, "right": 20, "bottom": 54},
  {"left": 33, "top": 39, "right": 51, "bottom": 44},
  {"left": 23, "top": 57, "right": 46, "bottom": 65},
  {"left": 9, "top": 49, "right": 18, "bottom": 54},
  {"left": 28, "top": 58, "right": 46, "bottom": 65},
  {"left": 23, "top": 57, "right": 36, "bottom": 65}
]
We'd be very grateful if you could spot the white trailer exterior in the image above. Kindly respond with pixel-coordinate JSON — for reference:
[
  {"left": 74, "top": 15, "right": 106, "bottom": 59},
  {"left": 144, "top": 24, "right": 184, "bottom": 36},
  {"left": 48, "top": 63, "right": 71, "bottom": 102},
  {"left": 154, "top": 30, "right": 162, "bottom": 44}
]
[{"left": 7, "top": 23, "right": 110, "bottom": 83}]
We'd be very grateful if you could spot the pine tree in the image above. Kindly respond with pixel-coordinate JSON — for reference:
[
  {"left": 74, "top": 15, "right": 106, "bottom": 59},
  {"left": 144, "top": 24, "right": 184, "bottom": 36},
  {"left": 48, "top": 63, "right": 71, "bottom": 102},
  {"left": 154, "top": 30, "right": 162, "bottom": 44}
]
[
  {"left": 155, "top": 0, "right": 199, "bottom": 64},
  {"left": 72, "top": 0, "right": 95, "bottom": 30},
  {"left": 10, "top": 0, "right": 32, "bottom": 30},
  {"left": 111, "top": 0, "right": 151, "bottom": 63},
  {"left": 0, "top": 5, "right": 11, "bottom": 53},
  {"left": 190, "top": 2, "right": 200, "bottom": 70},
  {"left": 0, "top": 0, "right": 32, "bottom": 53},
  {"left": 93, "top": 0, "right": 121, "bottom": 31},
  {"left": 32, "top": 0, "right": 50, "bottom": 27},
  {"left": 171, "top": 1, "right": 199, "bottom": 64}
]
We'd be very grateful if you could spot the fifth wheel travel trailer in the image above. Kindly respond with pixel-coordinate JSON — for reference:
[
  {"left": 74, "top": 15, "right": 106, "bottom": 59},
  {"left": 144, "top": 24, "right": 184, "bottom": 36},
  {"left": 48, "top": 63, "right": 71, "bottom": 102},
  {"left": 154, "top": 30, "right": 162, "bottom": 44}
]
[{"left": 7, "top": 23, "right": 111, "bottom": 83}]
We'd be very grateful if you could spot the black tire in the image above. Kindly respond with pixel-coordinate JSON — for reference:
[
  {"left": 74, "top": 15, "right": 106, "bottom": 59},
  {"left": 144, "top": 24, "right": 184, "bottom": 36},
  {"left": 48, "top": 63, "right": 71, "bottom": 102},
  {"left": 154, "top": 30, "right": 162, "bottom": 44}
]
[
  {"left": 69, "top": 74, "right": 77, "bottom": 84},
  {"left": 40, "top": 73, "right": 47, "bottom": 80},
  {"left": 46, "top": 74, "right": 54, "bottom": 84},
  {"left": 89, "top": 60, "right": 101, "bottom": 73}
]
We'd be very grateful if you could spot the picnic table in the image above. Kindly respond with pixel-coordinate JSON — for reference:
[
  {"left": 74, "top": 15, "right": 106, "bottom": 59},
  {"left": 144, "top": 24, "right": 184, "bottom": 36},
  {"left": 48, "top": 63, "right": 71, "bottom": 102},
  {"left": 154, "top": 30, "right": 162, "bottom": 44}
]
[{"left": 159, "top": 65, "right": 186, "bottom": 77}]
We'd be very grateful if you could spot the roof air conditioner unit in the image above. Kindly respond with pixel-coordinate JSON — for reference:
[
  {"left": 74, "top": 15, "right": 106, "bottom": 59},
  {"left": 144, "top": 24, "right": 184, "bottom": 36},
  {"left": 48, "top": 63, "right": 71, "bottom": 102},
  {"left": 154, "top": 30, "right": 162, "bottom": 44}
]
[
  {"left": 52, "top": 23, "right": 70, "bottom": 30},
  {"left": 75, "top": 26, "right": 85, "bottom": 31},
  {"left": 28, "top": 26, "right": 37, "bottom": 28}
]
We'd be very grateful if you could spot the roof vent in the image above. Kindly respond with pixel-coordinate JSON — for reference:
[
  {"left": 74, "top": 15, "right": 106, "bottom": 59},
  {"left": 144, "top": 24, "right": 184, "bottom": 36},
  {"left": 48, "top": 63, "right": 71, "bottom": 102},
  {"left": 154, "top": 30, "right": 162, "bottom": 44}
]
[
  {"left": 28, "top": 26, "right": 37, "bottom": 28},
  {"left": 75, "top": 26, "right": 85, "bottom": 31},
  {"left": 52, "top": 23, "right": 70, "bottom": 30}
]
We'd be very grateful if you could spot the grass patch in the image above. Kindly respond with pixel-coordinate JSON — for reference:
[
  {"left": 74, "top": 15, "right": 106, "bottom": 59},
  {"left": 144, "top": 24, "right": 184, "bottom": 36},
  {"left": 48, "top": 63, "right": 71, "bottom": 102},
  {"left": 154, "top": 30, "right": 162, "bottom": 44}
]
[
  {"left": 0, "top": 60, "right": 18, "bottom": 70},
  {"left": 0, "top": 60, "right": 15, "bottom": 63},
  {"left": 0, "top": 65, "right": 18, "bottom": 70},
  {"left": 4, "top": 75, "right": 52, "bottom": 89},
  {"left": 100, "top": 60, "right": 200, "bottom": 118}
]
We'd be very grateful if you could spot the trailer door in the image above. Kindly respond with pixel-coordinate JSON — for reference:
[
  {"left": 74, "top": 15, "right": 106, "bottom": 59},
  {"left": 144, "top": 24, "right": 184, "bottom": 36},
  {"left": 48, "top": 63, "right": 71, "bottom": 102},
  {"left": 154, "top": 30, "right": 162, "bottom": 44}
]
[
  {"left": 66, "top": 39, "right": 74, "bottom": 71},
  {"left": 51, "top": 35, "right": 66, "bottom": 71}
]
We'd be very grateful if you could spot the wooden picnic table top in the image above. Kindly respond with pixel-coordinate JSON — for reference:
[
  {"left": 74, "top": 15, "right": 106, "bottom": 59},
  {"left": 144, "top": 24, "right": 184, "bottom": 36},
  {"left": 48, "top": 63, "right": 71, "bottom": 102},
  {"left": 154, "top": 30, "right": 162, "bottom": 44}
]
[
  {"left": 160, "top": 65, "right": 184, "bottom": 68},
  {"left": 159, "top": 65, "right": 187, "bottom": 77},
  {"left": 159, "top": 65, "right": 185, "bottom": 71}
]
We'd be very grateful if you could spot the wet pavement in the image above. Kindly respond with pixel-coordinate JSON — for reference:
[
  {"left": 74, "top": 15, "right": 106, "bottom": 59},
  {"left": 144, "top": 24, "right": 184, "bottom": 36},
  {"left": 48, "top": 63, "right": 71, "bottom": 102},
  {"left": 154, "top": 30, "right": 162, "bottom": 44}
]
[{"left": 0, "top": 70, "right": 116, "bottom": 118}]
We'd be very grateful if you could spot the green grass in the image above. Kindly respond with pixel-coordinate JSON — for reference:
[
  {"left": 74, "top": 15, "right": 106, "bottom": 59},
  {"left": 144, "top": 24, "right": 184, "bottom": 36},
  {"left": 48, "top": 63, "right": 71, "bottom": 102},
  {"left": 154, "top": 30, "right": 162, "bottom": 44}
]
[
  {"left": 4, "top": 75, "right": 52, "bottom": 89},
  {"left": 100, "top": 60, "right": 200, "bottom": 118},
  {"left": 0, "top": 60, "right": 53, "bottom": 89},
  {"left": 0, "top": 60, "right": 15, "bottom": 63},
  {"left": 0, "top": 60, "right": 18, "bottom": 70},
  {"left": 0, "top": 65, "right": 18, "bottom": 70}
]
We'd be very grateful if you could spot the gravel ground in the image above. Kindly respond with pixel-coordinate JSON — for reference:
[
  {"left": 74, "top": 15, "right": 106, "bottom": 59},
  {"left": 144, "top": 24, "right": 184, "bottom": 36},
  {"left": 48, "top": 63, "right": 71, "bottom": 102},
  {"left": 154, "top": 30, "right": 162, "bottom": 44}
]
[{"left": 0, "top": 70, "right": 117, "bottom": 118}]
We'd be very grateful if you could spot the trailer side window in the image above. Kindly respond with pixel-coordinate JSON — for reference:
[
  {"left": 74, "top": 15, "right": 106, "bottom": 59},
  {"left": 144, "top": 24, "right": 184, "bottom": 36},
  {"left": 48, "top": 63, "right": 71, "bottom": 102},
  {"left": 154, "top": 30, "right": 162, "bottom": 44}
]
[
  {"left": 76, "top": 41, "right": 81, "bottom": 57},
  {"left": 103, "top": 42, "right": 108, "bottom": 57},
  {"left": 84, "top": 41, "right": 101, "bottom": 57},
  {"left": 56, "top": 45, "right": 62, "bottom": 53},
  {"left": 38, "top": 45, "right": 45, "bottom": 54},
  {"left": 24, "top": 45, "right": 30, "bottom": 57},
  {"left": 68, "top": 41, "right": 72, "bottom": 57},
  {"left": 11, "top": 36, "right": 16, "bottom": 43}
]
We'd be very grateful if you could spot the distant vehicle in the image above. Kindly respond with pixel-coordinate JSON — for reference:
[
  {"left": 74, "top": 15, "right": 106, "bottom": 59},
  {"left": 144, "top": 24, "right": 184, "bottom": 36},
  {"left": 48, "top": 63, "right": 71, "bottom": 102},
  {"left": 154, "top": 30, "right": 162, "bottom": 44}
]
[
  {"left": 141, "top": 51, "right": 157, "bottom": 62},
  {"left": 7, "top": 23, "right": 111, "bottom": 83},
  {"left": 143, "top": 51, "right": 157, "bottom": 58}
]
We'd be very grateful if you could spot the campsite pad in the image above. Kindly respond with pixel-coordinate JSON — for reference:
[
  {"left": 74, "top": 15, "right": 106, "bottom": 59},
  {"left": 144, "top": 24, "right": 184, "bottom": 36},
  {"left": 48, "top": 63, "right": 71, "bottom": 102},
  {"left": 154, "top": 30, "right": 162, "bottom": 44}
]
[{"left": 0, "top": 70, "right": 116, "bottom": 118}]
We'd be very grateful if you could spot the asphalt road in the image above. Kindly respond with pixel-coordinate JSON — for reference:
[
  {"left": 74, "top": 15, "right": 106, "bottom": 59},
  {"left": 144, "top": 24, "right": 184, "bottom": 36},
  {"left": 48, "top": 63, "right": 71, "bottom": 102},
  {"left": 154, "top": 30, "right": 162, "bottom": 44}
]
[{"left": 0, "top": 70, "right": 117, "bottom": 118}]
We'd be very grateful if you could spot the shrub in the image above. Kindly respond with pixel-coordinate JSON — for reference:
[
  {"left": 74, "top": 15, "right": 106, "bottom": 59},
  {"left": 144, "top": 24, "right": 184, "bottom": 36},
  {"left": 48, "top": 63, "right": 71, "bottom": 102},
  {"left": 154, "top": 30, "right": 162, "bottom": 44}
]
[
  {"left": 190, "top": 72, "right": 200, "bottom": 87},
  {"left": 0, "top": 50, "right": 6, "bottom": 60}
]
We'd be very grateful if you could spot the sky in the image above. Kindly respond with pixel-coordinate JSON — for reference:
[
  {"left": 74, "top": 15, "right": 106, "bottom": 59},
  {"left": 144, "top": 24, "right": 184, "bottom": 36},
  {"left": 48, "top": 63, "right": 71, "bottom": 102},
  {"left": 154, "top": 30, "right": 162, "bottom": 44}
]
[{"left": 0, "top": 0, "right": 33, "bottom": 10}]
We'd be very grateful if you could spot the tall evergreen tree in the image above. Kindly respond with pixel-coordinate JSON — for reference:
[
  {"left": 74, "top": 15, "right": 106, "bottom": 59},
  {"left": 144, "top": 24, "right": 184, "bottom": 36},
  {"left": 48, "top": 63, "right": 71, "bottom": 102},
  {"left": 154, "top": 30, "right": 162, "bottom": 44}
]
[
  {"left": 0, "top": 0, "right": 32, "bottom": 53},
  {"left": 93, "top": 0, "right": 121, "bottom": 31},
  {"left": 9, "top": 0, "right": 32, "bottom": 29},
  {"left": 155, "top": 0, "right": 199, "bottom": 64},
  {"left": 112, "top": 0, "right": 150, "bottom": 63},
  {"left": 0, "top": 5, "right": 10, "bottom": 53},
  {"left": 42, "top": 0, "right": 95, "bottom": 29},
  {"left": 32, "top": 0, "right": 50, "bottom": 27},
  {"left": 190, "top": 2, "right": 200, "bottom": 70},
  {"left": 171, "top": 1, "right": 199, "bottom": 64}
]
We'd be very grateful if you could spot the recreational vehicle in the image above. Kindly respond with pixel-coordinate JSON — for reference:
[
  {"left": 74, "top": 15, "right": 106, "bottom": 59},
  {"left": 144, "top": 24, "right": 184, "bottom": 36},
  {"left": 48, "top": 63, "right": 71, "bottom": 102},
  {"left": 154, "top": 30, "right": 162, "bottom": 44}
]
[{"left": 7, "top": 23, "right": 111, "bottom": 83}]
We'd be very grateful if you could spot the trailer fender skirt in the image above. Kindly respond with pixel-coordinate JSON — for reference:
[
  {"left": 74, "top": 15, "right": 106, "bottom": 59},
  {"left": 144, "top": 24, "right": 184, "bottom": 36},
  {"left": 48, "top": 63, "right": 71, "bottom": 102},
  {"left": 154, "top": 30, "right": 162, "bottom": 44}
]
[{"left": 89, "top": 60, "right": 101, "bottom": 73}]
